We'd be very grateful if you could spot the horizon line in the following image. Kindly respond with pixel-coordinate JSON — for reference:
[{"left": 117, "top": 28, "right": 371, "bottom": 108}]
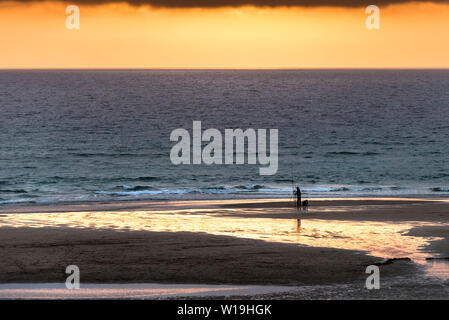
[{"left": 1, "top": 67, "right": 449, "bottom": 70}]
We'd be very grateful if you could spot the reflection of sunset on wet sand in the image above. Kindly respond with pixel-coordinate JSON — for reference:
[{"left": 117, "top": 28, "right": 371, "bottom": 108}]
[
  {"left": 1, "top": 198, "right": 449, "bottom": 299},
  {"left": 2, "top": 199, "right": 448, "bottom": 269}
]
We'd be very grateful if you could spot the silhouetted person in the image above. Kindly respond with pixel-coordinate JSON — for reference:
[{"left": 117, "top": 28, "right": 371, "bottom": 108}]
[{"left": 295, "top": 186, "right": 302, "bottom": 207}]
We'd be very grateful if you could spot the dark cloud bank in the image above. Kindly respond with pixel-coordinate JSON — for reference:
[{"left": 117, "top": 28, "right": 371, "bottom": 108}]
[{"left": 4, "top": 0, "right": 448, "bottom": 7}]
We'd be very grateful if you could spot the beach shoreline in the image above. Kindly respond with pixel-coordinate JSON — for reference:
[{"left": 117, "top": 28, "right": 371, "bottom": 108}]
[
  {"left": 1, "top": 197, "right": 448, "bottom": 298},
  {"left": 0, "top": 196, "right": 447, "bottom": 214}
]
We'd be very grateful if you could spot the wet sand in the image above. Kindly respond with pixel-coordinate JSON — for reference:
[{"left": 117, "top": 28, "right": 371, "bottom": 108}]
[
  {"left": 0, "top": 198, "right": 448, "bottom": 298},
  {"left": 218, "top": 198, "right": 449, "bottom": 222},
  {"left": 406, "top": 226, "right": 449, "bottom": 257},
  {"left": 2, "top": 198, "right": 448, "bottom": 222},
  {"left": 0, "top": 283, "right": 298, "bottom": 299},
  {"left": 0, "top": 226, "right": 391, "bottom": 285}
]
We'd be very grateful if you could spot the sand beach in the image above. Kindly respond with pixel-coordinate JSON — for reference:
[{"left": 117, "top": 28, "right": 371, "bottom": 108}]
[{"left": 0, "top": 198, "right": 448, "bottom": 299}]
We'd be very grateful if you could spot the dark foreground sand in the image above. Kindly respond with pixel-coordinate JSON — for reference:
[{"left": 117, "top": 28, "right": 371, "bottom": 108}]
[
  {"left": 407, "top": 226, "right": 449, "bottom": 257},
  {"left": 0, "top": 226, "right": 406, "bottom": 285},
  {"left": 0, "top": 198, "right": 448, "bottom": 299}
]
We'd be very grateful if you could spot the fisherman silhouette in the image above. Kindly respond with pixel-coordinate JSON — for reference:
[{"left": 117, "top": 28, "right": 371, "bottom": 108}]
[{"left": 294, "top": 186, "right": 302, "bottom": 207}]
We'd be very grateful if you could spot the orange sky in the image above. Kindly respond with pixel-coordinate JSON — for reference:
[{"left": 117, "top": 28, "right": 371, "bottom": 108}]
[{"left": 1, "top": 2, "right": 449, "bottom": 68}]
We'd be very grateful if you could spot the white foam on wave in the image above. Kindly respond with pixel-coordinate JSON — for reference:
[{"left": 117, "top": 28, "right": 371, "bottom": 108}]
[{"left": 2, "top": 184, "right": 448, "bottom": 205}]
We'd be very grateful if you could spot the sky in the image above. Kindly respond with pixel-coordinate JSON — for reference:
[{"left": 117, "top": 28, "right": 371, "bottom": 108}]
[{"left": 1, "top": 1, "right": 449, "bottom": 68}]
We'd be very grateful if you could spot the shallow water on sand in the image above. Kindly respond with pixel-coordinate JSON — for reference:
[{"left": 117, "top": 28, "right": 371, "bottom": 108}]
[
  {"left": 0, "top": 283, "right": 294, "bottom": 299},
  {"left": 1, "top": 200, "right": 448, "bottom": 279}
]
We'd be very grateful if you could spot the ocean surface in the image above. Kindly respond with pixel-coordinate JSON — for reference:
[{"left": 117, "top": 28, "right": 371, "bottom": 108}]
[{"left": 0, "top": 70, "right": 448, "bottom": 204}]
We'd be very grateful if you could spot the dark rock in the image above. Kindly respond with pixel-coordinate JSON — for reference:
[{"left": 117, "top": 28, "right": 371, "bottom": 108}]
[{"left": 372, "top": 257, "right": 412, "bottom": 266}]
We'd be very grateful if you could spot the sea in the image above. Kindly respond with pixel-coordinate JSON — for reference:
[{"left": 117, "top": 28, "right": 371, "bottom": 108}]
[{"left": 1, "top": 69, "right": 448, "bottom": 204}]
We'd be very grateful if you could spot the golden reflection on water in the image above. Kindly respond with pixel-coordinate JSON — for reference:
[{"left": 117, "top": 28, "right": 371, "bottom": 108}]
[{"left": 0, "top": 204, "right": 446, "bottom": 266}]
